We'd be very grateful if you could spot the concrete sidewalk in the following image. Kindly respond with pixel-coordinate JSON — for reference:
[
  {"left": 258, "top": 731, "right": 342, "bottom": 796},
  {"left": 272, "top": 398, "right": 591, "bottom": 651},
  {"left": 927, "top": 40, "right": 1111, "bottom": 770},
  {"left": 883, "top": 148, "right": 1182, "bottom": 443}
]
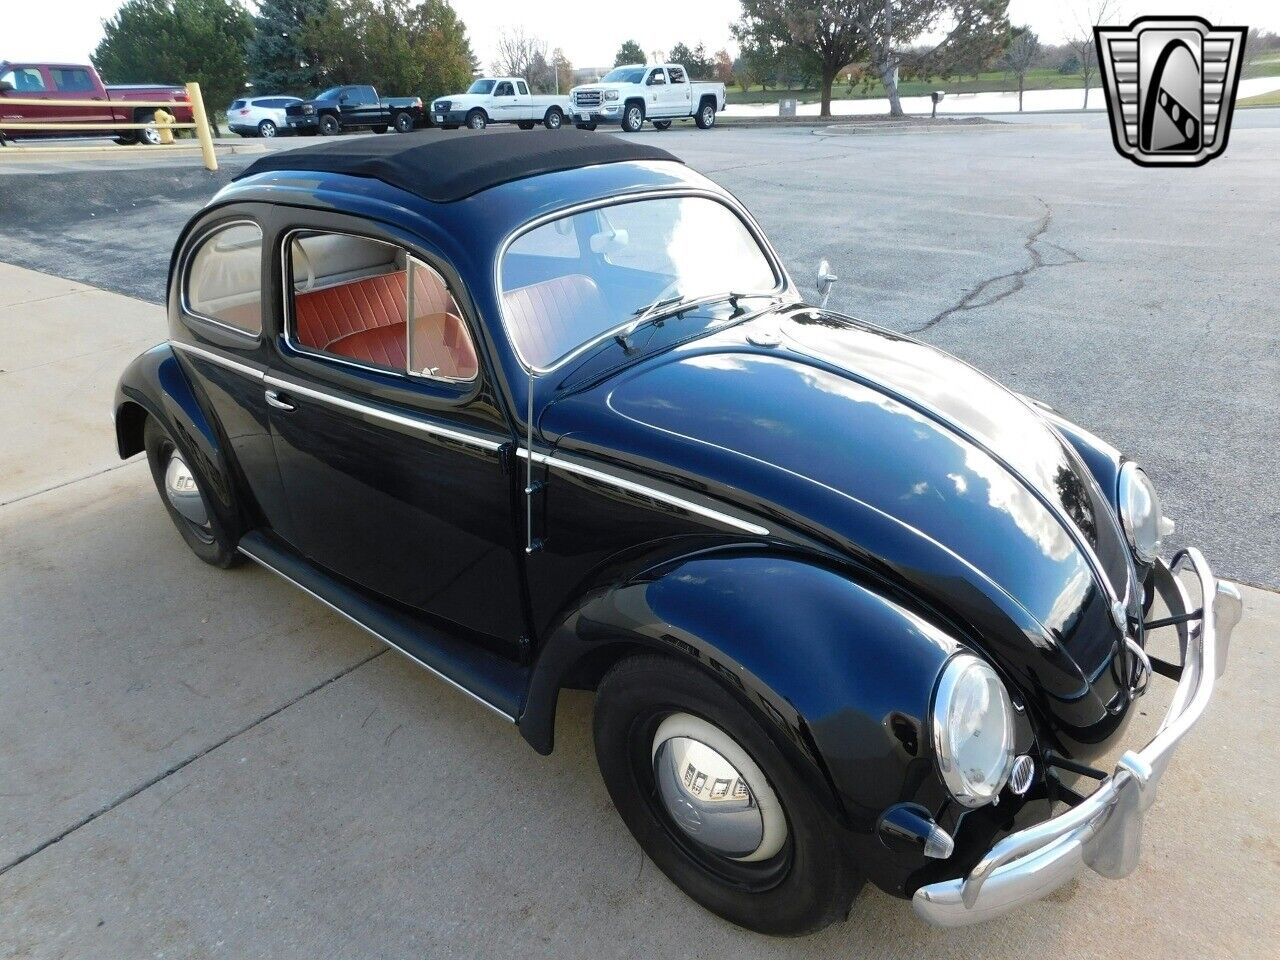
[{"left": 2, "top": 262, "right": 1278, "bottom": 958}]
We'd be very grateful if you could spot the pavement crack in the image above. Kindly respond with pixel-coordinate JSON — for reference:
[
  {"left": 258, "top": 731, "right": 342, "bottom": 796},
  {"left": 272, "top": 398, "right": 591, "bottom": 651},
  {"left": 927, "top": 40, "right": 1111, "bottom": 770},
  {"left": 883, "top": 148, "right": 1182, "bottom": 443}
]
[
  {"left": 0, "top": 459, "right": 143, "bottom": 509},
  {"left": 906, "top": 197, "right": 1081, "bottom": 335},
  {"left": 0, "top": 647, "right": 387, "bottom": 878}
]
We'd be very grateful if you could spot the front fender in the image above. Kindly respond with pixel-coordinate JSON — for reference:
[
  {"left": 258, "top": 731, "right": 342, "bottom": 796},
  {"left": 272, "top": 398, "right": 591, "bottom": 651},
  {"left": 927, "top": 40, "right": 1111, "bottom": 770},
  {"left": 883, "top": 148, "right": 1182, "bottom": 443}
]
[
  {"left": 522, "top": 549, "right": 960, "bottom": 821},
  {"left": 114, "top": 342, "right": 238, "bottom": 523}
]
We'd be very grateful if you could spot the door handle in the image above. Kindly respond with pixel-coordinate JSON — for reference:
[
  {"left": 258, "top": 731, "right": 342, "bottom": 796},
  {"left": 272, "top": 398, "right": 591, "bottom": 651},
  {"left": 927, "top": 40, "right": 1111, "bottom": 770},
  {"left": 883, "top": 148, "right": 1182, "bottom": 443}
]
[{"left": 265, "top": 389, "right": 296, "bottom": 411}]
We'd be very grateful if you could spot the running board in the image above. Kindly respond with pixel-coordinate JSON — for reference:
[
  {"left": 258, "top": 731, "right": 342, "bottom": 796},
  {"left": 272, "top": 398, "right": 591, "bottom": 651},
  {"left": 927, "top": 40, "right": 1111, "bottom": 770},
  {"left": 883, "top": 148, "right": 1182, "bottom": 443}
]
[{"left": 237, "top": 530, "right": 527, "bottom": 722}]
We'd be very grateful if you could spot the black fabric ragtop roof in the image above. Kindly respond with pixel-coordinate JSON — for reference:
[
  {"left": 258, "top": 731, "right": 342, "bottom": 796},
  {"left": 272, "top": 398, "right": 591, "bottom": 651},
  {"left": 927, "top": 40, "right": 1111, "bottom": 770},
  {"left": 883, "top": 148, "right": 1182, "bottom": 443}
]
[{"left": 235, "top": 127, "right": 683, "bottom": 203}]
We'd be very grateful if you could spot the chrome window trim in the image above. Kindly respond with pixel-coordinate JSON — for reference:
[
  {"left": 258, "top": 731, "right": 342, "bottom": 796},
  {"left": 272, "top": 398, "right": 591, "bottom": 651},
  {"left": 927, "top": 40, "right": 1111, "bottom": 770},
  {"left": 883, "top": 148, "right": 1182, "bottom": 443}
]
[
  {"left": 180, "top": 218, "right": 266, "bottom": 341},
  {"left": 170, "top": 339, "right": 266, "bottom": 381},
  {"left": 494, "top": 187, "right": 794, "bottom": 375},
  {"left": 279, "top": 227, "right": 479, "bottom": 386},
  {"left": 237, "top": 542, "right": 515, "bottom": 722},
  {"left": 262, "top": 372, "right": 502, "bottom": 453},
  {"left": 516, "top": 447, "right": 769, "bottom": 536}
]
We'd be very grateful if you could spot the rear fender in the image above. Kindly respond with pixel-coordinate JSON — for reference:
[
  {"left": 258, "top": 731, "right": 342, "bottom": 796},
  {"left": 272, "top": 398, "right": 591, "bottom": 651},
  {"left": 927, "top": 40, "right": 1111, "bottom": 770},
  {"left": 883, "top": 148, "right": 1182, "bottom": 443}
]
[
  {"left": 521, "top": 549, "right": 961, "bottom": 829},
  {"left": 114, "top": 342, "right": 238, "bottom": 523}
]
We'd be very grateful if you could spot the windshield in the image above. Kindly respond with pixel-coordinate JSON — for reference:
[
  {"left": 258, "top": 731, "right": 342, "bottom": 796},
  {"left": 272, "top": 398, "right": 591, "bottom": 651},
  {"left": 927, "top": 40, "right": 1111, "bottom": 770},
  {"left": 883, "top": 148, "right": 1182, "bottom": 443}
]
[
  {"left": 468, "top": 79, "right": 496, "bottom": 94},
  {"left": 601, "top": 67, "right": 647, "bottom": 84},
  {"left": 500, "top": 195, "right": 780, "bottom": 370},
  {"left": 315, "top": 86, "right": 342, "bottom": 100}
]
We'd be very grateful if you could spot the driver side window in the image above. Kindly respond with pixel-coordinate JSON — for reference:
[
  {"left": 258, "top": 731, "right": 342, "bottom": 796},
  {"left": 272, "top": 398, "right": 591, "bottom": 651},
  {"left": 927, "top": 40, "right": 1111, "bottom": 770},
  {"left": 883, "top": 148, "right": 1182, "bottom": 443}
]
[
  {"left": 648, "top": 69, "right": 666, "bottom": 85},
  {"left": 495, "top": 81, "right": 514, "bottom": 97}
]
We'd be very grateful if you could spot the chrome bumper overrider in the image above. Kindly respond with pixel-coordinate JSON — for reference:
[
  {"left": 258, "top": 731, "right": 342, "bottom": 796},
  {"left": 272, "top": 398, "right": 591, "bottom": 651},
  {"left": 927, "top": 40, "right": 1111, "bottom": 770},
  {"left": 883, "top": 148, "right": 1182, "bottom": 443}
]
[{"left": 913, "top": 548, "right": 1242, "bottom": 927}]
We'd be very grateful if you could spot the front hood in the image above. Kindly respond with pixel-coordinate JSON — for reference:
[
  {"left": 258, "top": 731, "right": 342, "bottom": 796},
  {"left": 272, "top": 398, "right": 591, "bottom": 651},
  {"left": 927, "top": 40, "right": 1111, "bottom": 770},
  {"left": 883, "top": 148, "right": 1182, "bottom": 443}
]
[{"left": 542, "top": 307, "right": 1138, "bottom": 745}]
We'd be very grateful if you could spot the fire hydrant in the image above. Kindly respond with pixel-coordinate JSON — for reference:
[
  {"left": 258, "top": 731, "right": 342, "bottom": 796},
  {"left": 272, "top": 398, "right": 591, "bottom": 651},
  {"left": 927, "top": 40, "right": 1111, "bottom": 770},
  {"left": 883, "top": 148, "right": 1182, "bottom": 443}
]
[{"left": 153, "top": 108, "right": 175, "bottom": 144}]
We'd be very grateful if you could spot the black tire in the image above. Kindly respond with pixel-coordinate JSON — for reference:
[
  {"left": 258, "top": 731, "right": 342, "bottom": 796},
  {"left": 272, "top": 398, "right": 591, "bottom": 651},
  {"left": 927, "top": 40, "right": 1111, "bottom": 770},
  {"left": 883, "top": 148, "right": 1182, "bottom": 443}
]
[
  {"left": 442, "top": 123, "right": 459, "bottom": 130},
  {"left": 653, "top": 120, "right": 672, "bottom": 131},
  {"left": 695, "top": 100, "right": 717, "bottom": 129},
  {"left": 143, "top": 417, "right": 240, "bottom": 568},
  {"left": 257, "top": 119, "right": 277, "bottom": 138},
  {"left": 621, "top": 102, "right": 644, "bottom": 133},
  {"left": 466, "top": 109, "right": 487, "bottom": 130},
  {"left": 593, "top": 655, "right": 859, "bottom": 935},
  {"left": 393, "top": 111, "right": 415, "bottom": 133},
  {"left": 575, "top": 121, "right": 597, "bottom": 131},
  {"left": 543, "top": 107, "right": 563, "bottom": 130},
  {"left": 134, "top": 109, "right": 162, "bottom": 145},
  {"left": 371, "top": 124, "right": 388, "bottom": 134},
  {"left": 517, "top": 121, "right": 535, "bottom": 130},
  {"left": 318, "top": 113, "right": 341, "bottom": 136}
]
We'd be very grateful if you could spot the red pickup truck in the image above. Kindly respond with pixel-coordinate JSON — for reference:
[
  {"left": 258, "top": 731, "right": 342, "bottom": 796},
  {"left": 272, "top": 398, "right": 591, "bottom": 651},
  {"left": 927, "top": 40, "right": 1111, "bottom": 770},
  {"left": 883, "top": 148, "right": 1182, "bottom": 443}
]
[{"left": 0, "top": 61, "right": 194, "bottom": 145}]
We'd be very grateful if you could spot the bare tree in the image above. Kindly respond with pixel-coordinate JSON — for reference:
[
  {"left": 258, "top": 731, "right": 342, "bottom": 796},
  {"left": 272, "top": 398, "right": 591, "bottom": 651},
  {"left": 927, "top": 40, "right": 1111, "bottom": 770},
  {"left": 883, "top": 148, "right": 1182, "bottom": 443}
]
[
  {"left": 491, "top": 26, "right": 549, "bottom": 87},
  {"left": 1067, "top": 0, "right": 1117, "bottom": 109},
  {"left": 1001, "top": 26, "right": 1039, "bottom": 111}
]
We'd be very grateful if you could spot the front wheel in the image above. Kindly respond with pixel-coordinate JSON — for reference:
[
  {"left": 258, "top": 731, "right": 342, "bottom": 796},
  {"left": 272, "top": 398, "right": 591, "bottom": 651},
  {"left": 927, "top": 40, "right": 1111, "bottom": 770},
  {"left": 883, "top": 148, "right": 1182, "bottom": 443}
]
[
  {"left": 543, "top": 107, "right": 563, "bottom": 130},
  {"left": 371, "top": 124, "right": 388, "bottom": 134},
  {"left": 466, "top": 109, "right": 487, "bottom": 130},
  {"left": 593, "top": 655, "right": 859, "bottom": 935},
  {"left": 318, "top": 113, "right": 341, "bottom": 136},
  {"left": 393, "top": 111, "right": 415, "bottom": 133},
  {"left": 695, "top": 101, "right": 717, "bottom": 129},
  {"left": 143, "top": 417, "right": 239, "bottom": 568},
  {"left": 621, "top": 103, "right": 644, "bottom": 133}
]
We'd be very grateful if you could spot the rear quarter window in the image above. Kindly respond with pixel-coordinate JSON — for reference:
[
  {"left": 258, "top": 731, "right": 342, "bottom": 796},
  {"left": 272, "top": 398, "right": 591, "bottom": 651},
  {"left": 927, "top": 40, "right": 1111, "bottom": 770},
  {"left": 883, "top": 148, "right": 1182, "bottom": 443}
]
[{"left": 184, "top": 222, "right": 264, "bottom": 335}]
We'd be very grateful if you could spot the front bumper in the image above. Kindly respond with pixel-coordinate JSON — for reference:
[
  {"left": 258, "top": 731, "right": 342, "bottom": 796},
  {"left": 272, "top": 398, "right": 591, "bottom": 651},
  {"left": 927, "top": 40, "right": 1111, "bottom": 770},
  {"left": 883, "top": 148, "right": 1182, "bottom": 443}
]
[
  {"left": 432, "top": 109, "right": 468, "bottom": 125},
  {"left": 286, "top": 115, "right": 318, "bottom": 131},
  {"left": 913, "top": 548, "right": 1242, "bottom": 927},
  {"left": 572, "top": 103, "right": 621, "bottom": 123}
]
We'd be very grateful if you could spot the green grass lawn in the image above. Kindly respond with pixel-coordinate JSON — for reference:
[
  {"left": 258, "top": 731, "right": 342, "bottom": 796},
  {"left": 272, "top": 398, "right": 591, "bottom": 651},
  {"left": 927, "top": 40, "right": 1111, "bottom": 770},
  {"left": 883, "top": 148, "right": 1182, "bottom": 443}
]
[{"left": 1239, "top": 88, "right": 1280, "bottom": 107}]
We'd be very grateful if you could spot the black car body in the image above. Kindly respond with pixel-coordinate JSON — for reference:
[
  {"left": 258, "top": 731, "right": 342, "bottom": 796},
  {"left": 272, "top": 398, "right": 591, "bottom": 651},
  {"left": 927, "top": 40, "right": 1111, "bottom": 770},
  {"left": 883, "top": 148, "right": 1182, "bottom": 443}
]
[
  {"left": 285, "top": 84, "right": 423, "bottom": 135},
  {"left": 113, "top": 130, "right": 1242, "bottom": 934}
]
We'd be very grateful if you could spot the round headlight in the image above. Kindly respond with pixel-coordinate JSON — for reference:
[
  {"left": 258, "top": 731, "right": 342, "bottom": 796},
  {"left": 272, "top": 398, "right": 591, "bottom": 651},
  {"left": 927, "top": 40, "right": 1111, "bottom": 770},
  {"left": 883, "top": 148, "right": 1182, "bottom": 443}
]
[
  {"left": 1118, "top": 462, "right": 1165, "bottom": 563},
  {"left": 932, "top": 654, "right": 1016, "bottom": 808}
]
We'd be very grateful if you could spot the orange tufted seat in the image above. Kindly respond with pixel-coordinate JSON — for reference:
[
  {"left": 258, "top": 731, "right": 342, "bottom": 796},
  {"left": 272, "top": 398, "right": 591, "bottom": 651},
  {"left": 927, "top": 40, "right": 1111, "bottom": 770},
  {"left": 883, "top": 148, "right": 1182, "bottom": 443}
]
[
  {"left": 502, "top": 274, "right": 608, "bottom": 367},
  {"left": 294, "top": 268, "right": 477, "bottom": 380}
]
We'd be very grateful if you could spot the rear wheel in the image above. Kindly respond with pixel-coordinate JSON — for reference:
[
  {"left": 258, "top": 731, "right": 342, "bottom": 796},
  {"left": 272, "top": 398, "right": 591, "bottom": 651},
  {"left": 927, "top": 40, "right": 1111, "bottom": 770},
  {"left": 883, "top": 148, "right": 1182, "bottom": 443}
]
[
  {"left": 257, "top": 119, "right": 277, "bottom": 138},
  {"left": 318, "top": 113, "right": 341, "bottom": 136},
  {"left": 143, "top": 417, "right": 239, "bottom": 568},
  {"left": 466, "top": 109, "right": 487, "bottom": 130},
  {"left": 134, "top": 109, "right": 162, "bottom": 145},
  {"left": 593, "top": 655, "right": 859, "bottom": 935},
  {"left": 575, "top": 121, "right": 597, "bottom": 131},
  {"left": 695, "top": 101, "right": 717, "bottom": 129},
  {"left": 517, "top": 121, "right": 535, "bottom": 130},
  {"left": 543, "top": 107, "right": 563, "bottom": 130},
  {"left": 653, "top": 120, "right": 672, "bottom": 131},
  {"left": 393, "top": 111, "right": 415, "bottom": 133},
  {"left": 621, "top": 103, "right": 644, "bottom": 133}
]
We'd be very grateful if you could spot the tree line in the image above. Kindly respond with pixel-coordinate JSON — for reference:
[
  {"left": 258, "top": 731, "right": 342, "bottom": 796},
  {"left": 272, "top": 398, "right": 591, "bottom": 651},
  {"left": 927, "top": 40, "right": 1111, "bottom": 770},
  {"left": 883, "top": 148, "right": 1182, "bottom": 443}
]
[{"left": 92, "top": 0, "right": 477, "bottom": 128}]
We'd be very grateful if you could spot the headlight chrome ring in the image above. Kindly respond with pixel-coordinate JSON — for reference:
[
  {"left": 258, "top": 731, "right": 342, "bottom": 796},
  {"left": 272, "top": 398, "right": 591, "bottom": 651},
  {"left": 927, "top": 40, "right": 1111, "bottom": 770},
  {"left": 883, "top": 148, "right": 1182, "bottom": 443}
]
[
  {"left": 932, "top": 653, "right": 1017, "bottom": 808},
  {"left": 1118, "top": 462, "right": 1166, "bottom": 563}
]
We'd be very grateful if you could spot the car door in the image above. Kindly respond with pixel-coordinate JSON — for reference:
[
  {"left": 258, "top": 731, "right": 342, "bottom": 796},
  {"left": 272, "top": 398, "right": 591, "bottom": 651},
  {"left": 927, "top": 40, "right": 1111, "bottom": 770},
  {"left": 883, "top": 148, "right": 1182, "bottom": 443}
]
[
  {"left": 265, "top": 217, "right": 527, "bottom": 656},
  {"left": 491, "top": 81, "right": 516, "bottom": 122},
  {"left": 336, "top": 86, "right": 361, "bottom": 125},
  {"left": 514, "top": 80, "right": 534, "bottom": 120},
  {"left": 644, "top": 68, "right": 668, "bottom": 116},
  {"left": 0, "top": 65, "right": 52, "bottom": 132},
  {"left": 666, "top": 66, "right": 692, "bottom": 116}
]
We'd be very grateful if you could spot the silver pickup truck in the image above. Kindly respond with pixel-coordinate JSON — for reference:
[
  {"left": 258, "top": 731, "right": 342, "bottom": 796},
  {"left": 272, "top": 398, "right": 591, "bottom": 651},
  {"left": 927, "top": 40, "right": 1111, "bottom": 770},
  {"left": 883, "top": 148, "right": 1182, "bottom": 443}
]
[{"left": 569, "top": 63, "right": 726, "bottom": 132}]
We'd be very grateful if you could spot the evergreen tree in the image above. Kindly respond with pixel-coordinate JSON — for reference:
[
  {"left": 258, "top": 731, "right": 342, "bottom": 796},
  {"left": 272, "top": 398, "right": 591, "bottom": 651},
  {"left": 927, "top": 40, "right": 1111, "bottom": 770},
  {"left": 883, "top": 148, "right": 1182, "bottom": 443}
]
[
  {"left": 614, "top": 40, "right": 646, "bottom": 66},
  {"left": 247, "top": 0, "right": 332, "bottom": 95}
]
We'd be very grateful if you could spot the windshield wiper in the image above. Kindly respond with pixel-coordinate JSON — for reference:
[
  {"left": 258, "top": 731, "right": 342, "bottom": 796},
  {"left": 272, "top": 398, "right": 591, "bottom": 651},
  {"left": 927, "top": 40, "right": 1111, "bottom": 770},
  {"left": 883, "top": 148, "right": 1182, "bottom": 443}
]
[{"left": 616, "top": 290, "right": 779, "bottom": 351}]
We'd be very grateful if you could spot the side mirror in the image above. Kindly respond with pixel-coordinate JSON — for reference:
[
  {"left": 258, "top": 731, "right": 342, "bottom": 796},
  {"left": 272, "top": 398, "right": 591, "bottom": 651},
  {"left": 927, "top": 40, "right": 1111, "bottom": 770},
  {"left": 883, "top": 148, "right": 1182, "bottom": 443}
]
[
  {"left": 817, "top": 259, "right": 839, "bottom": 308},
  {"left": 0, "top": 80, "right": 13, "bottom": 94},
  {"left": 339, "top": 94, "right": 349, "bottom": 103}
]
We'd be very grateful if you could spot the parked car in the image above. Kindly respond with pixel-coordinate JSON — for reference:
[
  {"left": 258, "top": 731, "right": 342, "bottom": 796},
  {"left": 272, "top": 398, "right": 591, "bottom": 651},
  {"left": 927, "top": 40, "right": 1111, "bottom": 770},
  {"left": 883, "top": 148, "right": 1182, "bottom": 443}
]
[
  {"left": 431, "top": 77, "right": 570, "bottom": 130},
  {"left": 570, "top": 63, "right": 725, "bottom": 132},
  {"left": 114, "top": 129, "right": 1242, "bottom": 936},
  {"left": 227, "top": 95, "right": 301, "bottom": 138},
  {"left": 0, "top": 61, "right": 193, "bottom": 145},
  {"left": 285, "top": 84, "right": 423, "bottom": 135}
]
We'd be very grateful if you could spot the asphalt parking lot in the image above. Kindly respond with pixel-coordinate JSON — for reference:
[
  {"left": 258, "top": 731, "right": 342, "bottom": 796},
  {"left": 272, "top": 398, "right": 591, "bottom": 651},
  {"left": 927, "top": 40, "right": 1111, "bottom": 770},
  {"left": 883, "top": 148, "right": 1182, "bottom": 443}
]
[{"left": 2, "top": 118, "right": 1278, "bottom": 958}]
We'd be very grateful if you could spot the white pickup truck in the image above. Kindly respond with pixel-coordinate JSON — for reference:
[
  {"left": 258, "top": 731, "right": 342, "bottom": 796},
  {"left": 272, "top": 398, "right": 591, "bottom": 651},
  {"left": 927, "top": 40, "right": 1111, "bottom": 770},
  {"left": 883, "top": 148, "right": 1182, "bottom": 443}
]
[
  {"left": 569, "top": 63, "right": 726, "bottom": 132},
  {"left": 431, "top": 78, "right": 572, "bottom": 130}
]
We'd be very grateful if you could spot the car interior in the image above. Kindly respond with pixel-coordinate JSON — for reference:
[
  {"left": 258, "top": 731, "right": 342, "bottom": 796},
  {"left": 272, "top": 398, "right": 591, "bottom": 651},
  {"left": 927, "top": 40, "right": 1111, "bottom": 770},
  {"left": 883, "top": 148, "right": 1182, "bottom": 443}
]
[{"left": 288, "top": 232, "right": 478, "bottom": 381}]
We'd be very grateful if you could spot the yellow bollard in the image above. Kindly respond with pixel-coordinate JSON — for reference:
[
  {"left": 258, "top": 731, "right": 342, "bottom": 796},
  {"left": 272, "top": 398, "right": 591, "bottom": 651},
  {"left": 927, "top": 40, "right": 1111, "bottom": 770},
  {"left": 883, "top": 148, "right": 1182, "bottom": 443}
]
[{"left": 153, "top": 108, "right": 175, "bottom": 145}]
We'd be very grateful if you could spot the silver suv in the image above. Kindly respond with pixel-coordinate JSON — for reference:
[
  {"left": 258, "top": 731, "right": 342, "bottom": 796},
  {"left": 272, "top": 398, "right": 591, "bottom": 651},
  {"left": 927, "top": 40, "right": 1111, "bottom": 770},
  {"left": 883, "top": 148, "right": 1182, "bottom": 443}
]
[{"left": 227, "top": 96, "right": 301, "bottom": 138}]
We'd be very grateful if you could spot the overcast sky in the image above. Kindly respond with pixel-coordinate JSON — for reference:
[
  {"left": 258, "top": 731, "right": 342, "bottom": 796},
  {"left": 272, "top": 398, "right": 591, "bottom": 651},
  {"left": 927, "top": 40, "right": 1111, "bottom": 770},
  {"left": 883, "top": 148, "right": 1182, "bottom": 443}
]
[{"left": 7, "top": 1, "right": 1278, "bottom": 72}]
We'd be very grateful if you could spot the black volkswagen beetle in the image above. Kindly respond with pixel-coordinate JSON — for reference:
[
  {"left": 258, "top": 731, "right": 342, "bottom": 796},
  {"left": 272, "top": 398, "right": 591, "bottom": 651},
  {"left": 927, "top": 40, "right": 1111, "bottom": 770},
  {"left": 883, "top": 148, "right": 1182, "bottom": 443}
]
[{"left": 114, "top": 130, "right": 1243, "bottom": 935}]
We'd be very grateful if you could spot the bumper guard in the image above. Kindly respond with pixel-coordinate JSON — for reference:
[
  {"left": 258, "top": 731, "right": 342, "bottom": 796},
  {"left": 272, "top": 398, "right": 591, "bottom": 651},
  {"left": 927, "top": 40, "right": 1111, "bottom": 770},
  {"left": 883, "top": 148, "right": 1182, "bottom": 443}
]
[{"left": 912, "top": 547, "right": 1242, "bottom": 927}]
